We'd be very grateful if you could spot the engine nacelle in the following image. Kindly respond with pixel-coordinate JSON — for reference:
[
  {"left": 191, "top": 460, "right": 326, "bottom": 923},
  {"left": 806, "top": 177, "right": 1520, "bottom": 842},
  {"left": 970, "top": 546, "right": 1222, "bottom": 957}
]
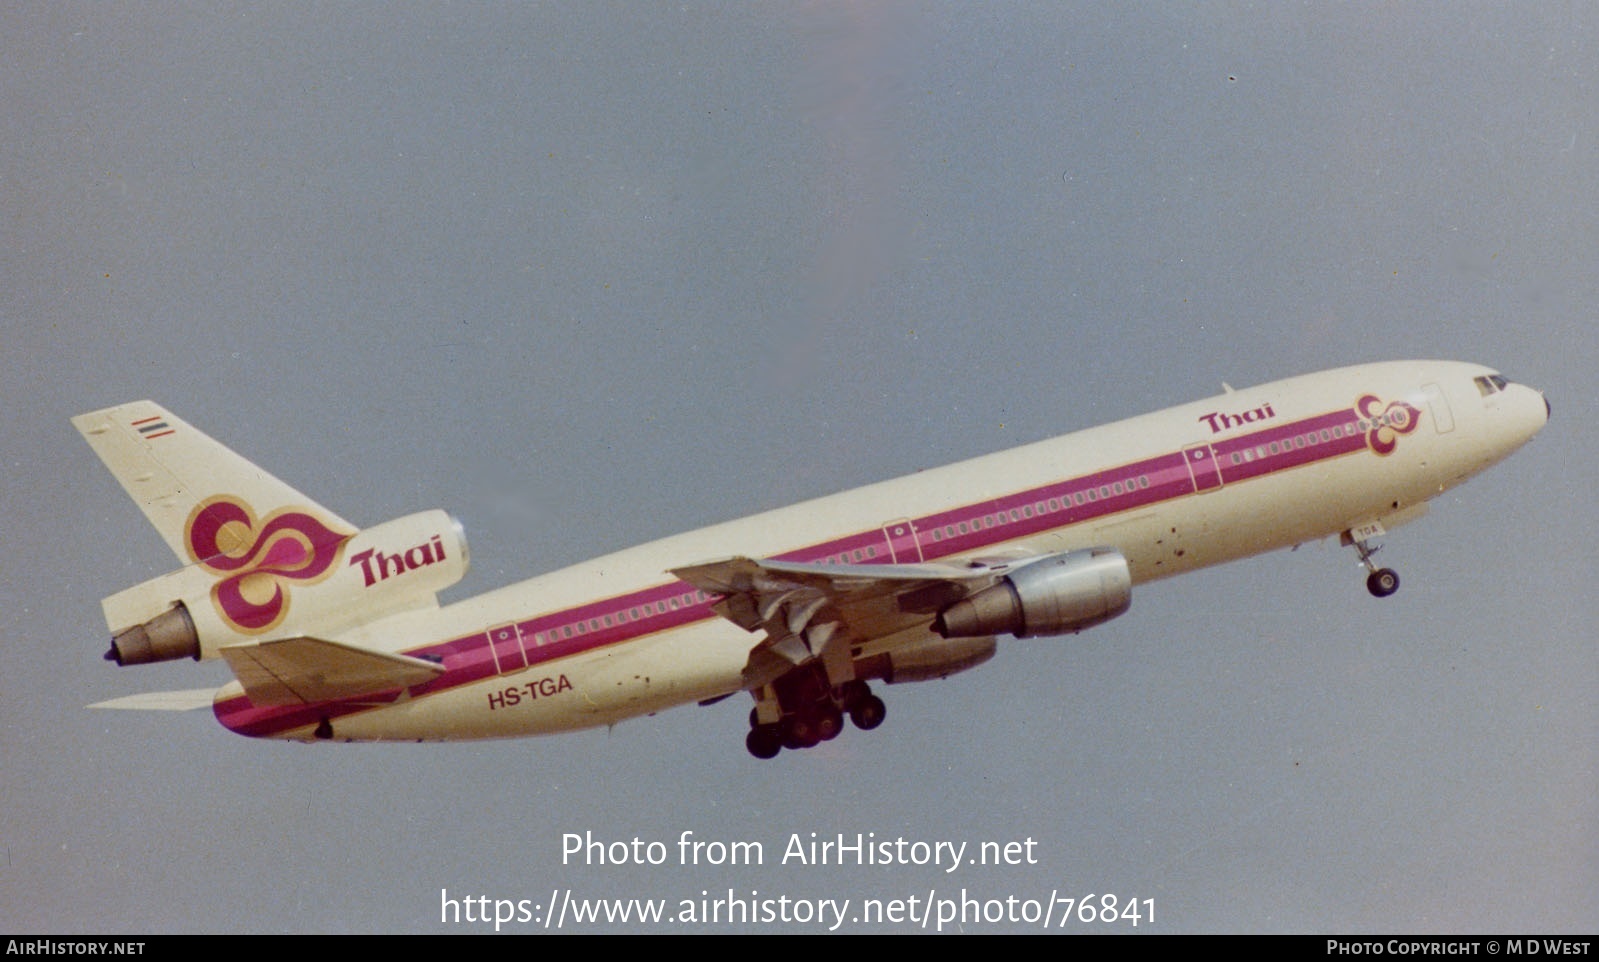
[
  {"left": 106, "top": 510, "right": 469, "bottom": 666},
  {"left": 857, "top": 634, "right": 998, "bottom": 685},
  {"left": 933, "top": 547, "right": 1131, "bottom": 639}
]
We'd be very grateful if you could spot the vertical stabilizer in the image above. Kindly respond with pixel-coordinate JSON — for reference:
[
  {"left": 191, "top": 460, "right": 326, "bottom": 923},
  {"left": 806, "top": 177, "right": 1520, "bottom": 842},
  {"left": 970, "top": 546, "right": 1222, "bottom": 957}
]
[{"left": 71, "top": 400, "right": 352, "bottom": 562}]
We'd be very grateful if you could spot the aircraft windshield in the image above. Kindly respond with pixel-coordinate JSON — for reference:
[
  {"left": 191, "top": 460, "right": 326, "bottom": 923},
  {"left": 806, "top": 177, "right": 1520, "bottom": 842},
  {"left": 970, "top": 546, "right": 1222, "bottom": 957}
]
[{"left": 1474, "top": 373, "right": 1511, "bottom": 397}]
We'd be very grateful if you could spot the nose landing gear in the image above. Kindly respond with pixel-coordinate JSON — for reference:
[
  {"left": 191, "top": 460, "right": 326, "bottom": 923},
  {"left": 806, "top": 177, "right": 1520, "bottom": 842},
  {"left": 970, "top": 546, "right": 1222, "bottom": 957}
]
[
  {"left": 1348, "top": 533, "right": 1400, "bottom": 598},
  {"left": 1365, "top": 565, "right": 1400, "bottom": 598}
]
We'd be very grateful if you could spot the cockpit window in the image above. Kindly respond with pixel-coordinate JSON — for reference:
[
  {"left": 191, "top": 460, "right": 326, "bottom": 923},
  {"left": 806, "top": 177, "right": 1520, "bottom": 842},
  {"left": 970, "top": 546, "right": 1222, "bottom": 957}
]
[{"left": 1474, "top": 374, "right": 1511, "bottom": 397}]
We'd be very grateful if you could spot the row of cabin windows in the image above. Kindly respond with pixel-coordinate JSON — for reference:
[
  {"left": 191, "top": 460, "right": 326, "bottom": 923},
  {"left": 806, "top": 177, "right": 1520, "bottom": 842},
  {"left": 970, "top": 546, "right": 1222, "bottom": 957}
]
[
  {"left": 927, "top": 475, "right": 1153, "bottom": 542},
  {"left": 821, "top": 544, "right": 881, "bottom": 564},
  {"left": 1226, "top": 412, "right": 1407, "bottom": 467},
  {"left": 1231, "top": 423, "right": 1348, "bottom": 464},
  {"left": 521, "top": 589, "right": 711, "bottom": 646}
]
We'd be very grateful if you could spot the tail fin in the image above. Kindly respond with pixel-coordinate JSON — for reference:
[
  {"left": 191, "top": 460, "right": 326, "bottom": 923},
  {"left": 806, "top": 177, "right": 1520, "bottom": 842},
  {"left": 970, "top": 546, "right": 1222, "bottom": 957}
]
[
  {"left": 73, "top": 400, "right": 359, "bottom": 661},
  {"left": 75, "top": 401, "right": 468, "bottom": 673},
  {"left": 71, "top": 400, "right": 351, "bottom": 561}
]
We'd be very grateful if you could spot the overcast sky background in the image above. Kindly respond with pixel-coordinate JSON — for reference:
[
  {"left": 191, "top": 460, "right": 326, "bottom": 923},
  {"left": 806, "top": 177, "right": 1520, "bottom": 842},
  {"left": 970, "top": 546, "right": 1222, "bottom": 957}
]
[{"left": 3, "top": 3, "right": 1594, "bottom": 933}]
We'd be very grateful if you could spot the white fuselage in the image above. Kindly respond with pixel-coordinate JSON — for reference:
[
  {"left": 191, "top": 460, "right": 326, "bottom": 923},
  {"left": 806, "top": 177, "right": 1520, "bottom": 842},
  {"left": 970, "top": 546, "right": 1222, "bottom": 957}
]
[{"left": 212, "top": 360, "right": 1547, "bottom": 742}]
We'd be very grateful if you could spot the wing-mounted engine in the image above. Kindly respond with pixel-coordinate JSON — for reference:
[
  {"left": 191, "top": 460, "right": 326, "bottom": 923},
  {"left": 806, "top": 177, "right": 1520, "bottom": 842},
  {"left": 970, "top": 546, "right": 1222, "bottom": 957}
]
[
  {"left": 855, "top": 634, "right": 997, "bottom": 684},
  {"left": 932, "top": 547, "right": 1130, "bottom": 639},
  {"left": 104, "top": 510, "right": 469, "bottom": 665}
]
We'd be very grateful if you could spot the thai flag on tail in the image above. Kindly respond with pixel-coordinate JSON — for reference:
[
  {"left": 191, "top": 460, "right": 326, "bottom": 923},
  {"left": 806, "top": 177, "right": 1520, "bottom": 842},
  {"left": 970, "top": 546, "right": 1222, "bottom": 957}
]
[{"left": 132, "top": 414, "right": 175, "bottom": 440}]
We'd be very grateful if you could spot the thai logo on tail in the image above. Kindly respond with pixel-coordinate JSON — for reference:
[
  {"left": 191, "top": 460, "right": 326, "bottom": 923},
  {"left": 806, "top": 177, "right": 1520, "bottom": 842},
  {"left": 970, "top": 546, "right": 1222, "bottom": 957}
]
[
  {"left": 1357, "top": 395, "right": 1422, "bottom": 456},
  {"left": 186, "top": 498, "right": 353, "bottom": 632}
]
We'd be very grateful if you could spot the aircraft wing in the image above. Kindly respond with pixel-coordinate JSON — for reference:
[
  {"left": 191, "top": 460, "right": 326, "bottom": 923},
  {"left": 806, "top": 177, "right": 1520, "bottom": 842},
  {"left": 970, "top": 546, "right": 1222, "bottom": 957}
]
[
  {"left": 218, "top": 635, "right": 446, "bottom": 707},
  {"left": 671, "top": 556, "right": 1013, "bottom": 684}
]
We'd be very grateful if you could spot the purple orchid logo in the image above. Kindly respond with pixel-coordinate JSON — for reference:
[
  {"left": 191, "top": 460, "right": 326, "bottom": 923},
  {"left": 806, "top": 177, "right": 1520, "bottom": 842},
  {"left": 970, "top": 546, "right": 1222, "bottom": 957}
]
[
  {"left": 1357, "top": 394, "right": 1423, "bottom": 456},
  {"left": 185, "top": 498, "right": 353, "bottom": 633}
]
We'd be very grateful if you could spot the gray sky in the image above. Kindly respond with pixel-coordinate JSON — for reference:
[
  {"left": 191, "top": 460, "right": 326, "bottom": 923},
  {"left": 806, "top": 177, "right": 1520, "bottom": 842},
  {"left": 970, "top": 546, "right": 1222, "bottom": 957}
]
[{"left": 3, "top": 2, "right": 1594, "bottom": 933}]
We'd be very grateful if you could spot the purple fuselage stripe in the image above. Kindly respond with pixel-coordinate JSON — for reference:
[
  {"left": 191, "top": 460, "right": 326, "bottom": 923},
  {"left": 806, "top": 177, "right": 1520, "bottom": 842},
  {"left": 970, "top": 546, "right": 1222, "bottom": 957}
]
[{"left": 214, "top": 402, "right": 1390, "bottom": 735}]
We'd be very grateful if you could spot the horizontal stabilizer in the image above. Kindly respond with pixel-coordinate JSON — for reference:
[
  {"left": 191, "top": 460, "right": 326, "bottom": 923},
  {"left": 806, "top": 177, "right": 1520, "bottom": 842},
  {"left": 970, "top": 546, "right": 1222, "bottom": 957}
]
[
  {"left": 219, "top": 635, "right": 446, "bottom": 707},
  {"left": 89, "top": 689, "right": 218, "bottom": 711}
]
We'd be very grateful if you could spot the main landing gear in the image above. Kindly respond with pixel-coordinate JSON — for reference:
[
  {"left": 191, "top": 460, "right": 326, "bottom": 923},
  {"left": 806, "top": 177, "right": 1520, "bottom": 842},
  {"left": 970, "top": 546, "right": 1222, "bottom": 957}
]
[
  {"left": 1350, "top": 536, "right": 1400, "bottom": 598},
  {"left": 745, "top": 670, "right": 887, "bottom": 760}
]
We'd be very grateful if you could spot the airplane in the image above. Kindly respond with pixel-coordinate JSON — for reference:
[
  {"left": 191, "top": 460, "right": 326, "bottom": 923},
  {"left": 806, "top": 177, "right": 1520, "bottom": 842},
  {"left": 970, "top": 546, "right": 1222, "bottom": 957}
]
[{"left": 76, "top": 359, "right": 1548, "bottom": 758}]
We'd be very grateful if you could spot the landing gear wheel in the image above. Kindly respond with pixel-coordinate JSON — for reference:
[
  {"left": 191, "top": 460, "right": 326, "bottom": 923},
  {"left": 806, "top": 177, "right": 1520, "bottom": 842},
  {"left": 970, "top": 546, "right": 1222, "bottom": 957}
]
[
  {"left": 849, "top": 695, "right": 887, "bottom": 731},
  {"left": 816, "top": 705, "right": 844, "bottom": 741},
  {"left": 746, "top": 725, "right": 782, "bottom": 759},
  {"left": 314, "top": 717, "right": 333, "bottom": 740},
  {"left": 1366, "top": 568, "right": 1400, "bottom": 598},
  {"left": 781, "top": 714, "right": 820, "bottom": 750}
]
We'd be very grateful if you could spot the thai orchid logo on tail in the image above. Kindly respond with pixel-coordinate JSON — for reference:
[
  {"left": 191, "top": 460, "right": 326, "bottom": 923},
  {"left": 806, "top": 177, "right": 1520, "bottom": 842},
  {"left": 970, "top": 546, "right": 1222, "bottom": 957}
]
[
  {"left": 186, "top": 498, "right": 353, "bottom": 632},
  {"left": 1357, "top": 395, "right": 1422, "bottom": 456}
]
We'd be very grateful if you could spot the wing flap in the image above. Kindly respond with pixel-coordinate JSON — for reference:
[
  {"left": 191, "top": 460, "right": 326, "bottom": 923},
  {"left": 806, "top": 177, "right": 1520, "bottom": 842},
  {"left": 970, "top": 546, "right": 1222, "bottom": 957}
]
[
  {"left": 671, "top": 556, "right": 1012, "bottom": 681},
  {"left": 219, "top": 635, "right": 446, "bottom": 707}
]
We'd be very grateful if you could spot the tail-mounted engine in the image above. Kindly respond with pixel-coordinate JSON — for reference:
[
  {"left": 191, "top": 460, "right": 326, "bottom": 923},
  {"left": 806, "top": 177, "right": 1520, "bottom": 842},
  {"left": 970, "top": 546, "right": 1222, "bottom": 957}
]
[
  {"left": 932, "top": 547, "right": 1131, "bottom": 639},
  {"left": 104, "top": 510, "right": 469, "bottom": 665}
]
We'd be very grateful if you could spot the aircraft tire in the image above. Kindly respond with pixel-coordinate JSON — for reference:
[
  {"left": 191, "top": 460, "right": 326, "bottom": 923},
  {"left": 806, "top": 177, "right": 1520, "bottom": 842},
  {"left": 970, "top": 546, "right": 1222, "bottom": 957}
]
[
  {"left": 781, "top": 715, "right": 819, "bottom": 750},
  {"left": 746, "top": 725, "right": 782, "bottom": 759},
  {"left": 850, "top": 695, "right": 886, "bottom": 731},
  {"left": 816, "top": 706, "right": 844, "bottom": 741},
  {"left": 1367, "top": 568, "right": 1400, "bottom": 598}
]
